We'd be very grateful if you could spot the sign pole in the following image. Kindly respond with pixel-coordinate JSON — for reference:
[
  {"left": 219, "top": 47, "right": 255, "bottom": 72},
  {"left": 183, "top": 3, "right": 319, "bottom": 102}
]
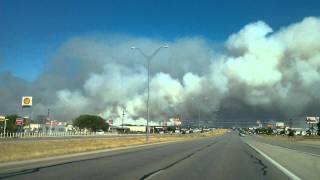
[
  {"left": 50, "top": 121, "right": 53, "bottom": 135},
  {"left": 4, "top": 119, "right": 7, "bottom": 134},
  {"left": 21, "top": 96, "right": 33, "bottom": 133},
  {"left": 21, "top": 106, "right": 24, "bottom": 133}
]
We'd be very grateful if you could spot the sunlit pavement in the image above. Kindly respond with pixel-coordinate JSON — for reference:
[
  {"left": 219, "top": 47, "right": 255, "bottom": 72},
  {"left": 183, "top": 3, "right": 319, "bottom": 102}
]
[
  {"left": 0, "top": 132, "right": 309, "bottom": 180},
  {"left": 244, "top": 136, "right": 320, "bottom": 180}
]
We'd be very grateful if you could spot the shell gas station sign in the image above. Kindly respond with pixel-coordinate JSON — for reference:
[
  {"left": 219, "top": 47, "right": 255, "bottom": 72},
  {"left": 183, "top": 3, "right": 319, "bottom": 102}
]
[{"left": 22, "top": 96, "right": 32, "bottom": 107}]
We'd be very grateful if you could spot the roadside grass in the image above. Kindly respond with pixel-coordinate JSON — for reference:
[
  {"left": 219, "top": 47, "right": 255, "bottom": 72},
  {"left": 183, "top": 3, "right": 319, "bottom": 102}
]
[
  {"left": 258, "top": 134, "right": 320, "bottom": 144},
  {"left": 0, "top": 129, "right": 226, "bottom": 163}
]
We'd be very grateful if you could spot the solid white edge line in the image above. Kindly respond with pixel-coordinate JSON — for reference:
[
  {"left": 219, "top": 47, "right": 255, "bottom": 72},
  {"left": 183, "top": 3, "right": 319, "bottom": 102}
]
[{"left": 246, "top": 142, "right": 301, "bottom": 180}]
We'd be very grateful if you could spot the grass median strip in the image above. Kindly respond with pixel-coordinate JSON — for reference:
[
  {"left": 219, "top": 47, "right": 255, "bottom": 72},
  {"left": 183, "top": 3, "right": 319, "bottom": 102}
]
[
  {"left": 0, "top": 129, "right": 226, "bottom": 163},
  {"left": 258, "top": 135, "right": 320, "bottom": 145}
]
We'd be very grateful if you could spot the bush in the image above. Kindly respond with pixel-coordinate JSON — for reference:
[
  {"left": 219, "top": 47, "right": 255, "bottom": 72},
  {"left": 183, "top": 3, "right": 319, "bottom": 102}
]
[
  {"left": 266, "top": 128, "right": 273, "bottom": 135},
  {"left": 288, "top": 129, "right": 295, "bottom": 137},
  {"left": 3, "top": 115, "right": 20, "bottom": 133}
]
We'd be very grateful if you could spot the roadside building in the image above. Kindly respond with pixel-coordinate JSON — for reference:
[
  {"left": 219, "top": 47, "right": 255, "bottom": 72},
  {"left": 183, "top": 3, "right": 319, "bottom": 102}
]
[
  {"left": 23, "top": 123, "right": 43, "bottom": 132},
  {"left": 124, "top": 125, "right": 146, "bottom": 133},
  {"left": 44, "top": 121, "right": 67, "bottom": 132},
  {"left": 108, "top": 125, "right": 130, "bottom": 133},
  {"left": 66, "top": 124, "right": 75, "bottom": 132}
]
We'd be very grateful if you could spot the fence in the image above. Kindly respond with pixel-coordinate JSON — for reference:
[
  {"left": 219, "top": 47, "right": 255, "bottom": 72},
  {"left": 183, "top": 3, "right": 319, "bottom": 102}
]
[{"left": 0, "top": 131, "right": 122, "bottom": 139}]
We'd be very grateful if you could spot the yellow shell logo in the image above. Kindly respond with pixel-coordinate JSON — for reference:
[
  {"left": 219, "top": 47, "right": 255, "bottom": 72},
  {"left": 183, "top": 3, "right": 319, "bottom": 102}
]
[{"left": 23, "top": 98, "right": 31, "bottom": 105}]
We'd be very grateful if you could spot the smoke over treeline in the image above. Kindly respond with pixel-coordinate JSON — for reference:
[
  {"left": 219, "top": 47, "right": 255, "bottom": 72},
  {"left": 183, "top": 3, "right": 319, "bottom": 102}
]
[{"left": 1, "top": 17, "right": 320, "bottom": 125}]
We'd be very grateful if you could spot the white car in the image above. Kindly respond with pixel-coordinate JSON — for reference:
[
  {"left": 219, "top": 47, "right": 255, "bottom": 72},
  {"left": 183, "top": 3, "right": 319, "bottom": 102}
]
[{"left": 96, "top": 130, "right": 105, "bottom": 135}]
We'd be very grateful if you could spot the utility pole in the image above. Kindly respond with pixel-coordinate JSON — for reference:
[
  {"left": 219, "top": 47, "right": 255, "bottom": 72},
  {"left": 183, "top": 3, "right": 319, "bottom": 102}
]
[
  {"left": 4, "top": 118, "right": 7, "bottom": 134},
  {"left": 289, "top": 118, "right": 293, "bottom": 128},
  {"left": 47, "top": 108, "right": 52, "bottom": 135},
  {"left": 0, "top": 116, "right": 8, "bottom": 134},
  {"left": 122, "top": 107, "right": 126, "bottom": 129},
  {"left": 198, "top": 110, "right": 200, "bottom": 129},
  {"left": 47, "top": 108, "right": 50, "bottom": 120}
]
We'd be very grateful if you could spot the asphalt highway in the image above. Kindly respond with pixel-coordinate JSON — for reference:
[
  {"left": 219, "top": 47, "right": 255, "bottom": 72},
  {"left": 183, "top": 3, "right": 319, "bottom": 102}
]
[
  {"left": 243, "top": 135, "right": 320, "bottom": 180},
  {"left": 0, "top": 132, "right": 292, "bottom": 180}
]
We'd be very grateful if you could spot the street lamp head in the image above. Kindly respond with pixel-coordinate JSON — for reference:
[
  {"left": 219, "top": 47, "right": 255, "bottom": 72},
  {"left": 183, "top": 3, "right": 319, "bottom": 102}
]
[
  {"left": 130, "top": 46, "right": 136, "bottom": 50},
  {"left": 163, "top": 45, "right": 169, "bottom": 48}
]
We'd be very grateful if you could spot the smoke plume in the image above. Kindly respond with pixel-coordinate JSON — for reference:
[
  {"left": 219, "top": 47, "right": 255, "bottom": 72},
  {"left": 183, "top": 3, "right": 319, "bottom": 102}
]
[{"left": 0, "top": 17, "right": 319, "bottom": 126}]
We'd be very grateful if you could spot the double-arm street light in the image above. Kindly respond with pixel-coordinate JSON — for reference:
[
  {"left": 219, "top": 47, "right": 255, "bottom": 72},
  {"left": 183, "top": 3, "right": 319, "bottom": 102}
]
[{"left": 131, "top": 45, "right": 168, "bottom": 142}]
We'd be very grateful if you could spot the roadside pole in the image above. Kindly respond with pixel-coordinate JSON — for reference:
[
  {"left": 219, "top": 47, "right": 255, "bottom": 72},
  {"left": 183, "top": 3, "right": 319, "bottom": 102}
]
[
  {"left": 0, "top": 116, "right": 8, "bottom": 135},
  {"left": 198, "top": 110, "right": 200, "bottom": 129},
  {"left": 4, "top": 119, "right": 7, "bottom": 134},
  {"left": 21, "top": 96, "right": 33, "bottom": 133},
  {"left": 122, "top": 107, "right": 126, "bottom": 129},
  {"left": 50, "top": 121, "right": 53, "bottom": 135},
  {"left": 131, "top": 45, "right": 168, "bottom": 142}
]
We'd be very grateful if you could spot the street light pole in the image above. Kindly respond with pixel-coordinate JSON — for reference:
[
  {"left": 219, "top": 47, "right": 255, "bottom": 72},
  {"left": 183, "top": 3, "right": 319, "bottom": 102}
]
[
  {"left": 122, "top": 107, "right": 126, "bottom": 129},
  {"left": 198, "top": 110, "right": 200, "bottom": 129},
  {"left": 131, "top": 45, "right": 168, "bottom": 142}
]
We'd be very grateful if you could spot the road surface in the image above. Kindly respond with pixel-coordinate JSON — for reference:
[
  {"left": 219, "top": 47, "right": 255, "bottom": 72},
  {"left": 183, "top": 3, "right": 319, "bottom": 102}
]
[
  {"left": 0, "top": 132, "right": 306, "bottom": 180},
  {"left": 243, "top": 135, "right": 320, "bottom": 180}
]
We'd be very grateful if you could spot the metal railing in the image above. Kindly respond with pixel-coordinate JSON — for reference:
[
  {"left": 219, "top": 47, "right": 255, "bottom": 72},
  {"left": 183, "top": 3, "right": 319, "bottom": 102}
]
[{"left": 0, "top": 131, "right": 122, "bottom": 139}]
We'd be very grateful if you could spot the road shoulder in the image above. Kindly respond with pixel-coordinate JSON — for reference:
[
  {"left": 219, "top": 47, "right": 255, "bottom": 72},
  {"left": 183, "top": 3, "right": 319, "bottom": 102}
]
[{"left": 244, "top": 138, "right": 320, "bottom": 180}]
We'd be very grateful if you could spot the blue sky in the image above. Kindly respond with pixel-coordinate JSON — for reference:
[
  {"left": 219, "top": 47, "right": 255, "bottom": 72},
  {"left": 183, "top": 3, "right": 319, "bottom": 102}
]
[{"left": 1, "top": 0, "right": 319, "bottom": 81}]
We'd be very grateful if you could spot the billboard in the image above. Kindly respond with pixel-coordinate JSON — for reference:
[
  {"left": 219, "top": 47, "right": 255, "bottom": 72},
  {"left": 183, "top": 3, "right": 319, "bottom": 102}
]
[
  {"left": 306, "top": 117, "right": 319, "bottom": 124},
  {"left": 276, "top": 122, "right": 285, "bottom": 129},
  {"left": 15, "top": 118, "right": 24, "bottom": 125},
  {"left": 22, "top": 96, "right": 32, "bottom": 107},
  {"left": 0, "top": 116, "right": 5, "bottom": 121},
  {"left": 256, "top": 120, "right": 262, "bottom": 128},
  {"left": 174, "top": 118, "right": 182, "bottom": 126},
  {"left": 45, "top": 121, "right": 59, "bottom": 126},
  {"left": 267, "top": 124, "right": 273, "bottom": 128},
  {"left": 107, "top": 119, "right": 113, "bottom": 125}
]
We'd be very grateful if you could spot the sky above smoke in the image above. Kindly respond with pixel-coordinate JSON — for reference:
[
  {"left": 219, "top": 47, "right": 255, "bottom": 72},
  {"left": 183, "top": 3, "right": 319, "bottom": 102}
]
[{"left": 1, "top": 17, "right": 320, "bottom": 126}]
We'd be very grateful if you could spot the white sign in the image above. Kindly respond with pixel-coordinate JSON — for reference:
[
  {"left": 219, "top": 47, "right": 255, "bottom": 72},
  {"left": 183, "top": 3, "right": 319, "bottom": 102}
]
[
  {"left": 276, "top": 122, "right": 285, "bottom": 128},
  {"left": 0, "top": 116, "right": 5, "bottom": 121},
  {"left": 174, "top": 118, "right": 182, "bottom": 126},
  {"left": 22, "top": 96, "right": 32, "bottom": 107},
  {"left": 306, "top": 117, "right": 319, "bottom": 124}
]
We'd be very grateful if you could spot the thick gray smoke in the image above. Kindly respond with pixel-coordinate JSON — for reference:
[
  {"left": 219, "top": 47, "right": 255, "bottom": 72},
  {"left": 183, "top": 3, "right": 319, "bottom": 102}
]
[{"left": 0, "top": 17, "right": 319, "bottom": 126}]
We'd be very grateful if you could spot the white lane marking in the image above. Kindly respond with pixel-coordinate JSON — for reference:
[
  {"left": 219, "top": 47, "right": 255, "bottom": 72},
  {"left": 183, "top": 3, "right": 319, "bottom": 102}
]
[{"left": 246, "top": 142, "right": 301, "bottom": 180}]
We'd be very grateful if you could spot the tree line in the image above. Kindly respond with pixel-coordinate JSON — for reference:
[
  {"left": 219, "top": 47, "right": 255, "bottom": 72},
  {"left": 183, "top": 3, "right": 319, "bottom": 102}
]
[{"left": 0, "top": 114, "right": 109, "bottom": 133}]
